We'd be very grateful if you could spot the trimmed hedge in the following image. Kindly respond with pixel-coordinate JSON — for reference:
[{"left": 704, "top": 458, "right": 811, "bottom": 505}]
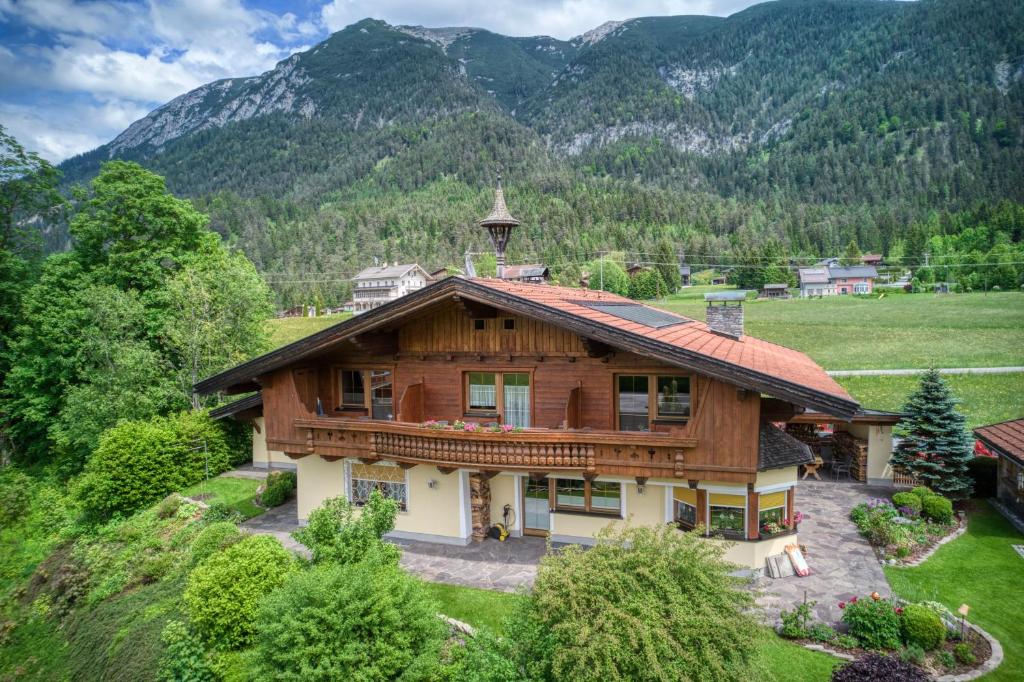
[
  {"left": 901, "top": 604, "right": 945, "bottom": 650},
  {"left": 260, "top": 471, "right": 296, "bottom": 508},
  {"left": 922, "top": 495, "right": 954, "bottom": 524},
  {"left": 184, "top": 535, "right": 296, "bottom": 649},
  {"left": 891, "top": 492, "right": 922, "bottom": 515},
  {"left": 189, "top": 522, "right": 243, "bottom": 567},
  {"left": 909, "top": 487, "right": 934, "bottom": 501}
]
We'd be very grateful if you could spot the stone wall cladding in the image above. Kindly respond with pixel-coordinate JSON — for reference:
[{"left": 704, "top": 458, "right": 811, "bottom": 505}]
[{"left": 705, "top": 303, "right": 744, "bottom": 339}]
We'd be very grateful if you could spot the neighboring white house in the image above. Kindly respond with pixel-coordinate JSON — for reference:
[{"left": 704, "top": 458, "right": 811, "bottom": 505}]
[
  {"left": 798, "top": 268, "right": 835, "bottom": 297},
  {"left": 349, "top": 263, "right": 432, "bottom": 314}
]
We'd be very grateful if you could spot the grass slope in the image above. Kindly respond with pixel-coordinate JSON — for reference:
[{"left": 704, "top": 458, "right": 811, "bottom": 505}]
[
  {"left": 265, "top": 314, "right": 349, "bottom": 349},
  {"left": 182, "top": 477, "right": 264, "bottom": 520},
  {"left": 838, "top": 373, "right": 1024, "bottom": 428},
  {"left": 884, "top": 502, "right": 1024, "bottom": 682},
  {"left": 657, "top": 290, "right": 1024, "bottom": 371}
]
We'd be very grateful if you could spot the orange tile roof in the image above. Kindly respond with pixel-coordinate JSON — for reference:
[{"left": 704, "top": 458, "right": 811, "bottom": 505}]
[
  {"left": 472, "top": 279, "right": 851, "bottom": 402},
  {"left": 974, "top": 418, "right": 1024, "bottom": 463}
]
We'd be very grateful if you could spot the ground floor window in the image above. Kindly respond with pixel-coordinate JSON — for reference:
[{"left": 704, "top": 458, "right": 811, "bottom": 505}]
[
  {"left": 708, "top": 492, "right": 746, "bottom": 535},
  {"left": 349, "top": 463, "right": 407, "bottom": 511},
  {"left": 673, "top": 487, "right": 698, "bottom": 529},
  {"left": 551, "top": 478, "right": 622, "bottom": 515},
  {"left": 758, "top": 490, "right": 788, "bottom": 533}
]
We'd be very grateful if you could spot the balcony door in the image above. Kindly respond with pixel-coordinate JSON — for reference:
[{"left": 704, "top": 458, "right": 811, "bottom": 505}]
[
  {"left": 369, "top": 370, "right": 393, "bottom": 420},
  {"left": 522, "top": 477, "right": 550, "bottom": 536}
]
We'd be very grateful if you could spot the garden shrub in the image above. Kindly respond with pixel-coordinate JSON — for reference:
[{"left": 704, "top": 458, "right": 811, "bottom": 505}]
[
  {"left": 183, "top": 535, "right": 296, "bottom": 649},
  {"left": 260, "top": 470, "right": 296, "bottom": 508},
  {"left": 462, "top": 524, "right": 759, "bottom": 681},
  {"left": 899, "top": 644, "right": 926, "bottom": 665},
  {"left": 253, "top": 561, "right": 446, "bottom": 680},
  {"left": 159, "top": 620, "right": 214, "bottom": 682},
  {"left": 201, "top": 503, "right": 242, "bottom": 524},
  {"left": 840, "top": 596, "right": 902, "bottom": 650},
  {"left": 76, "top": 419, "right": 189, "bottom": 519},
  {"left": 156, "top": 494, "right": 183, "bottom": 519},
  {"left": 0, "top": 469, "right": 33, "bottom": 526},
  {"left": 954, "top": 642, "right": 976, "bottom": 665},
  {"left": 294, "top": 491, "right": 400, "bottom": 565},
  {"left": 835, "top": 635, "right": 859, "bottom": 650},
  {"left": 891, "top": 492, "right": 921, "bottom": 515},
  {"left": 76, "top": 412, "right": 233, "bottom": 520},
  {"left": 808, "top": 623, "right": 837, "bottom": 643},
  {"left": 909, "top": 486, "right": 934, "bottom": 501},
  {"left": 189, "top": 522, "right": 243, "bottom": 567},
  {"left": 831, "top": 653, "right": 928, "bottom": 681},
  {"left": 780, "top": 600, "right": 815, "bottom": 638},
  {"left": 901, "top": 603, "right": 945, "bottom": 650},
  {"left": 938, "top": 650, "right": 956, "bottom": 669},
  {"left": 922, "top": 495, "right": 954, "bottom": 524}
]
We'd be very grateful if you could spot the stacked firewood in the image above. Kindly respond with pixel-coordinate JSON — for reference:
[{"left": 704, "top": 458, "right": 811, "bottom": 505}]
[{"left": 833, "top": 431, "right": 869, "bottom": 482}]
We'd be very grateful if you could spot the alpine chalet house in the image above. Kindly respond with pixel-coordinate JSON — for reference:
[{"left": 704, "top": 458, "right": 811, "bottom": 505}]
[
  {"left": 197, "top": 182, "right": 859, "bottom": 570},
  {"left": 348, "top": 263, "right": 432, "bottom": 314}
]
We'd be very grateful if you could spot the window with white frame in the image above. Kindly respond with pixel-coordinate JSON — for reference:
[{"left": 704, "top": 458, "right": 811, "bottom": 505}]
[{"left": 349, "top": 463, "right": 407, "bottom": 511}]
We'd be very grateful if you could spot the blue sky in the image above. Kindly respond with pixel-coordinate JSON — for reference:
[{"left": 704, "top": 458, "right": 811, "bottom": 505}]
[{"left": 0, "top": 0, "right": 759, "bottom": 163}]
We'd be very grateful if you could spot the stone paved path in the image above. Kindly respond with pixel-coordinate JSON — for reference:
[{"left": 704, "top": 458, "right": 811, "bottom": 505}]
[
  {"left": 243, "top": 482, "right": 893, "bottom": 617},
  {"left": 754, "top": 481, "right": 892, "bottom": 626},
  {"left": 242, "top": 499, "right": 544, "bottom": 590}
]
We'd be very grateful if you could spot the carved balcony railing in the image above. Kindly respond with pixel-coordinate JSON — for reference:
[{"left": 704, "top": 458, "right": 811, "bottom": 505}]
[{"left": 288, "top": 418, "right": 699, "bottom": 478}]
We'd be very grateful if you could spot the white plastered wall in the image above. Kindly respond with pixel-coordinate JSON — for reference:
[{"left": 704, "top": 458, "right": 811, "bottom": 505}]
[{"left": 252, "top": 417, "right": 293, "bottom": 468}]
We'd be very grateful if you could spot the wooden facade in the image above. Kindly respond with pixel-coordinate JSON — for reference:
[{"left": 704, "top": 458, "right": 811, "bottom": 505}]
[{"left": 259, "top": 300, "right": 768, "bottom": 484}]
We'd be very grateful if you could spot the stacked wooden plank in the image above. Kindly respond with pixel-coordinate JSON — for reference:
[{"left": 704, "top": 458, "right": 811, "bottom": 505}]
[{"left": 833, "top": 431, "right": 868, "bottom": 482}]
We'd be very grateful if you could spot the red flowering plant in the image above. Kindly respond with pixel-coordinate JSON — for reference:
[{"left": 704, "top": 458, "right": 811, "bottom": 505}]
[{"left": 840, "top": 594, "right": 902, "bottom": 650}]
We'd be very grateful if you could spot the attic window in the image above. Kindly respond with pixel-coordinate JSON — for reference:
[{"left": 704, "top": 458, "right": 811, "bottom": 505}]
[
  {"left": 473, "top": 319, "right": 486, "bottom": 331},
  {"left": 503, "top": 319, "right": 516, "bottom": 331},
  {"left": 574, "top": 302, "right": 690, "bottom": 329}
]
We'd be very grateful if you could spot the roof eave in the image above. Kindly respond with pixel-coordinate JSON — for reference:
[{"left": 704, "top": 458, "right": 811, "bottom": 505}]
[{"left": 195, "top": 278, "right": 858, "bottom": 419}]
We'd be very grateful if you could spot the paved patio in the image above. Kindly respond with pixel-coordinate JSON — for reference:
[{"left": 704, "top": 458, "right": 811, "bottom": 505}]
[
  {"left": 242, "top": 481, "right": 894, "bottom": 620},
  {"left": 241, "top": 499, "right": 544, "bottom": 591},
  {"left": 753, "top": 480, "right": 892, "bottom": 626}
]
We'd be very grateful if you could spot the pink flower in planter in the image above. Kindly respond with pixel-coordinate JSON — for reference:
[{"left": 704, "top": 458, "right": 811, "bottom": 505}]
[
  {"left": 462, "top": 422, "right": 479, "bottom": 432},
  {"left": 850, "top": 596, "right": 858, "bottom": 604},
  {"left": 500, "top": 424, "right": 515, "bottom": 433}
]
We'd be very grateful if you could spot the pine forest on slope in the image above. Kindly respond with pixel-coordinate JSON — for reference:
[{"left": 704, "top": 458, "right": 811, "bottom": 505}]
[{"left": 56, "top": 0, "right": 1024, "bottom": 305}]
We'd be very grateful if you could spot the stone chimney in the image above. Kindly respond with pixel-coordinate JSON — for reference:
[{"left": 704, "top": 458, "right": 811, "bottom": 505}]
[{"left": 704, "top": 293, "right": 745, "bottom": 339}]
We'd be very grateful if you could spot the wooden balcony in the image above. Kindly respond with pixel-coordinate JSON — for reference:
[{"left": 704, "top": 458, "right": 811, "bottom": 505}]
[{"left": 288, "top": 418, "right": 699, "bottom": 478}]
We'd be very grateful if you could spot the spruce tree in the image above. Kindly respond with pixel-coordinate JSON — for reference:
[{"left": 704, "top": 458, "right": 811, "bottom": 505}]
[{"left": 891, "top": 369, "right": 974, "bottom": 499}]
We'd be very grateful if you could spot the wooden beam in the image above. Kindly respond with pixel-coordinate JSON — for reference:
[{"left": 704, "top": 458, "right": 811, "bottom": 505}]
[
  {"left": 635, "top": 476, "right": 648, "bottom": 487},
  {"left": 452, "top": 295, "right": 498, "bottom": 318},
  {"left": 478, "top": 470, "right": 501, "bottom": 480},
  {"left": 398, "top": 462, "right": 418, "bottom": 470},
  {"left": 437, "top": 466, "right": 457, "bottom": 475},
  {"left": 357, "top": 456, "right": 380, "bottom": 465},
  {"left": 581, "top": 337, "right": 613, "bottom": 358},
  {"left": 528, "top": 471, "right": 548, "bottom": 481},
  {"left": 319, "top": 454, "right": 344, "bottom": 462}
]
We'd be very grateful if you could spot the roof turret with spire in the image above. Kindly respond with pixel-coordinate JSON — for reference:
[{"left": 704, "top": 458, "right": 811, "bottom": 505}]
[{"left": 479, "top": 175, "right": 519, "bottom": 279}]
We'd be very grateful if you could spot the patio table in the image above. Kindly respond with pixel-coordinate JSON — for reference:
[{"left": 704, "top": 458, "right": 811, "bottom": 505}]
[{"left": 801, "top": 456, "right": 825, "bottom": 480}]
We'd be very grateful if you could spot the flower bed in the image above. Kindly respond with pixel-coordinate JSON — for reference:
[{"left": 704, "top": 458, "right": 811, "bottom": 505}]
[
  {"left": 849, "top": 487, "right": 959, "bottom": 563},
  {"left": 423, "top": 420, "right": 523, "bottom": 434},
  {"left": 778, "top": 594, "right": 994, "bottom": 679}
]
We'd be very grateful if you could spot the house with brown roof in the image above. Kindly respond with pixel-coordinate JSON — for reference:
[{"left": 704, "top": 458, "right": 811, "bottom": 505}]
[
  {"left": 198, "top": 182, "right": 864, "bottom": 572},
  {"left": 974, "top": 418, "right": 1024, "bottom": 519}
]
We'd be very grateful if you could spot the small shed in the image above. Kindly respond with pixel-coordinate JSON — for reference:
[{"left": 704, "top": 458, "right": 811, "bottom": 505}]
[{"left": 759, "top": 283, "right": 791, "bottom": 299}]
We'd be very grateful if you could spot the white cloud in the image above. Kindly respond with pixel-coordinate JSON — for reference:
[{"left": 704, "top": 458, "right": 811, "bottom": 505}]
[
  {"left": 318, "top": 0, "right": 757, "bottom": 39},
  {"left": 1, "top": 98, "right": 148, "bottom": 161}
]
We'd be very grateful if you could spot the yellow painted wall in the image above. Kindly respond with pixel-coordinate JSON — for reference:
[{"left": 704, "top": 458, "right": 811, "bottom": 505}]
[
  {"left": 395, "top": 466, "right": 464, "bottom": 539},
  {"left": 489, "top": 475, "right": 518, "bottom": 532},
  {"left": 718, "top": 533, "right": 798, "bottom": 569},
  {"left": 296, "top": 456, "right": 344, "bottom": 519},
  {"left": 842, "top": 423, "right": 894, "bottom": 482},
  {"left": 755, "top": 467, "right": 798, "bottom": 489},
  {"left": 252, "top": 417, "right": 291, "bottom": 467}
]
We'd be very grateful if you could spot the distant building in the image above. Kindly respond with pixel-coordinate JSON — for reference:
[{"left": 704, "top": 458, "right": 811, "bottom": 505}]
[
  {"left": 678, "top": 263, "right": 691, "bottom": 287},
  {"left": 626, "top": 263, "right": 646, "bottom": 278},
  {"left": 861, "top": 253, "right": 883, "bottom": 266},
  {"left": 798, "top": 268, "right": 834, "bottom": 298},
  {"left": 501, "top": 264, "right": 550, "bottom": 284},
  {"left": 759, "top": 283, "right": 791, "bottom": 300},
  {"left": 828, "top": 265, "right": 878, "bottom": 295},
  {"left": 349, "top": 263, "right": 432, "bottom": 314}
]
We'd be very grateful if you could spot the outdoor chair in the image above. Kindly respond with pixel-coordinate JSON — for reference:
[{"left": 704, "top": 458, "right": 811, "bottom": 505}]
[{"left": 831, "top": 454, "right": 852, "bottom": 481}]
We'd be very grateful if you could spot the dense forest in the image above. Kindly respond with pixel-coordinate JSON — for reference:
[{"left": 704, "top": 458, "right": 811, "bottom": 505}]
[{"left": 51, "top": 0, "right": 1024, "bottom": 305}]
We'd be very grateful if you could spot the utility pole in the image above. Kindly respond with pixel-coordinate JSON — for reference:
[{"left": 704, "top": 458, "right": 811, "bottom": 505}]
[{"left": 600, "top": 254, "right": 604, "bottom": 291}]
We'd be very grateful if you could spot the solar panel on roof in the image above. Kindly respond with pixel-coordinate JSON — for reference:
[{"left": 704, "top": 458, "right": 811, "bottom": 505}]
[{"left": 575, "top": 302, "right": 691, "bottom": 329}]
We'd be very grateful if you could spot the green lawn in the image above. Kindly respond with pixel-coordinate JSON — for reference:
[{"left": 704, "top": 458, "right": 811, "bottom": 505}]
[
  {"left": 266, "top": 314, "right": 349, "bottom": 349},
  {"left": 655, "top": 291, "right": 1024, "bottom": 370},
  {"left": 423, "top": 582, "right": 525, "bottom": 635},
  {"left": 837, "top": 372, "right": 1024, "bottom": 429},
  {"left": 181, "top": 477, "right": 264, "bottom": 519},
  {"left": 884, "top": 502, "right": 1024, "bottom": 682}
]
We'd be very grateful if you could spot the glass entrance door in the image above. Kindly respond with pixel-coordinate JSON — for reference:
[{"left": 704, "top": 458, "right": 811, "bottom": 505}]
[
  {"left": 523, "top": 478, "right": 550, "bottom": 535},
  {"left": 369, "top": 370, "right": 393, "bottom": 420}
]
